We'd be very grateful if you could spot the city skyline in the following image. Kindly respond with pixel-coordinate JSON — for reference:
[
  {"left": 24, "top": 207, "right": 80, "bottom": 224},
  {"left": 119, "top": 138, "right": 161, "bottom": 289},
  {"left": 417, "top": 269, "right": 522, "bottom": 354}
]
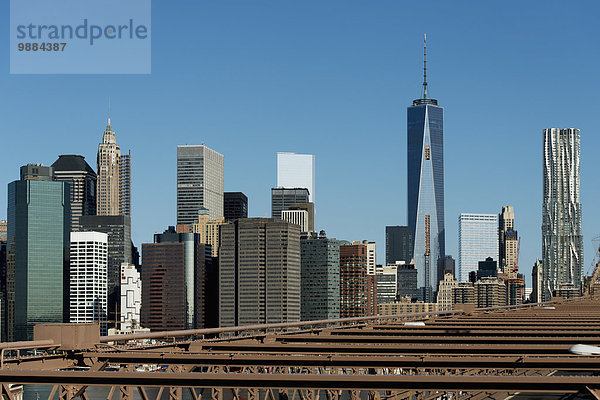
[{"left": 1, "top": 1, "right": 599, "bottom": 282}]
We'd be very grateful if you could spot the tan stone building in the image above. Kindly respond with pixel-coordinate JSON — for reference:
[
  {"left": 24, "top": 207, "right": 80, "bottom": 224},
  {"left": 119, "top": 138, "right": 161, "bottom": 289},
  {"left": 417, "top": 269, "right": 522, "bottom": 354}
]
[
  {"left": 192, "top": 209, "right": 226, "bottom": 257},
  {"left": 475, "top": 277, "right": 506, "bottom": 308},
  {"left": 97, "top": 118, "right": 130, "bottom": 216},
  {"left": 436, "top": 272, "right": 458, "bottom": 311},
  {"left": 378, "top": 297, "right": 438, "bottom": 315}
]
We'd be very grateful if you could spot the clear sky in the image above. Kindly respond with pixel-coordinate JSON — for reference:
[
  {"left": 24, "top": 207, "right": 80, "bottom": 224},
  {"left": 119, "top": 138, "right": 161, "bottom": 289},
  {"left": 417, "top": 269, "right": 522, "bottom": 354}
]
[{"left": 1, "top": 0, "right": 599, "bottom": 284}]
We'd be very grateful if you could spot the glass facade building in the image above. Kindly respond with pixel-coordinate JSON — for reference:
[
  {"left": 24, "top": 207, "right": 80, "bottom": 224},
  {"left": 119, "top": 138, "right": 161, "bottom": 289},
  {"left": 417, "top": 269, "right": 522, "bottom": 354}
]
[
  {"left": 458, "top": 214, "right": 499, "bottom": 283},
  {"left": 277, "top": 152, "right": 315, "bottom": 203},
  {"left": 407, "top": 97, "right": 445, "bottom": 296},
  {"left": 300, "top": 234, "right": 341, "bottom": 321},
  {"left": 271, "top": 188, "right": 310, "bottom": 220},
  {"left": 385, "top": 226, "right": 413, "bottom": 265},
  {"left": 7, "top": 177, "right": 70, "bottom": 341}
]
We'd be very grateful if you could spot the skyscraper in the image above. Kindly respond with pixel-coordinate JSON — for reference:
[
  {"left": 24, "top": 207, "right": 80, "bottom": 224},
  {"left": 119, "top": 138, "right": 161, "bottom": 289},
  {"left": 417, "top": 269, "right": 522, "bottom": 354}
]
[
  {"left": 277, "top": 152, "right": 315, "bottom": 203},
  {"left": 8, "top": 165, "right": 70, "bottom": 340},
  {"left": 542, "top": 128, "right": 583, "bottom": 299},
  {"left": 458, "top": 213, "right": 499, "bottom": 283},
  {"left": 119, "top": 150, "right": 131, "bottom": 216},
  {"left": 177, "top": 145, "right": 224, "bottom": 225},
  {"left": 300, "top": 231, "right": 341, "bottom": 321},
  {"left": 219, "top": 218, "right": 301, "bottom": 327},
  {"left": 499, "top": 206, "right": 518, "bottom": 273},
  {"left": 69, "top": 231, "right": 108, "bottom": 333},
  {"left": 97, "top": 118, "right": 121, "bottom": 216},
  {"left": 223, "top": 192, "right": 248, "bottom": 221},
  {"left": 52, "top": 155, "right": 97, "bottom": 231},
  {"left": 339, "top": 242, "right": 368, "bottom": 318},
  {"left": 407, "top": 36, "right": 445, "bottom": 297},
  {"left": 271, "top": 188, "right": 310, "bottom": 220},
  {"left": 385, "top": 226, "right": 413, "bottom": 265},
  {"left": 79, "top": 215, "right": 132, "bottom": 324},
  {"left": 141, "top": 227, "right": 212, "bottom": 330}
]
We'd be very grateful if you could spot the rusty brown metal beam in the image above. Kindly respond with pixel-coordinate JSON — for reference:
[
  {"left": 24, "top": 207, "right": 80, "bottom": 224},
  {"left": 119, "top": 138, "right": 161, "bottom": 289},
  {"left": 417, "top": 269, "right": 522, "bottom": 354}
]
[
  {"left": 0, "top": 370, "right": 599, "bottom": 392},
  {"left": 78, "top": 351, "right": 600, "bottom": 370}
]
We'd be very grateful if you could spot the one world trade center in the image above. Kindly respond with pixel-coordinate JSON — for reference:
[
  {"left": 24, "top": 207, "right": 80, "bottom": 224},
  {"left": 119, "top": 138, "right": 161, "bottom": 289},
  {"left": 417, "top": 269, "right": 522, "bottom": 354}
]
[{"left": 407, "top": 35, "right": 445, "bottom": 301}]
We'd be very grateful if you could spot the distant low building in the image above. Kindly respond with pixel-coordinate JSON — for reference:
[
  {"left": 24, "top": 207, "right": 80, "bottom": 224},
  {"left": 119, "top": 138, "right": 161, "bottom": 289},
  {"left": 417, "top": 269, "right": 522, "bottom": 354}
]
[{"left": 378, "top": 297, "right": 438, "bottom": 315}]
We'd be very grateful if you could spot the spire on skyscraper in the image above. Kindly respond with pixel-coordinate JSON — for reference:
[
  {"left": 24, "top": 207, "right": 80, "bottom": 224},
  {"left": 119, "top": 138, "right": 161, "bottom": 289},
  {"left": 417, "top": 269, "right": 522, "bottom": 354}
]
[{"left": 423, "top": 34, "right": 427, "bottom": 99}]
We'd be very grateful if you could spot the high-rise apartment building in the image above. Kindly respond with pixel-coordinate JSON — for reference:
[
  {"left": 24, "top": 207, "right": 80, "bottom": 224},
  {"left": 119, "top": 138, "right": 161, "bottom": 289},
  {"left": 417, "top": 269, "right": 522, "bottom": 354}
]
[
  {"left": 223, "top": 192, "right": 248, "bottom": 221},
  {"left": 376, "top": 265, "right": 398, "bottom": 305},
  {"left": 407, "top": 37, "right": 445, "bottom": 296},
  {"left": 475, "top": 278, "right": 506, "bottom": 308},
  {"left": 436, "top": 271, "right": 458, "bottom": 311},
  {"left": 177, "top": 145, "right": 224, "bottom": 225},
  {"left": 7, "top": 165, "right": 70, "bottom": 340},
  {"left": 79, "top": 215, "right": 131, "bottom": 324},
  {"left": 120, "top": 263, "right": 141, "bottom": 330},
  {"left": 397, "top": 262, "right": 418, "bottom": 300},
  {"left": 69, "top": 232, "right": 108, "bottom": 333},
  {"left": 141, "top": 227, "right": 212, "bottom": 330},
  {"left": 119, "top": 151, "right": 131, "bottom": 216},
  {"left": 52, "top": 155, "right": 97, "bottom": 231},
  {"left": 191, "top": 208, "right": 226, "bottom": 257},
  {"left": 271, "top": 188, "right": 310, "bottom": 220},
  {"left": 363, "top": 241, "right": 377, "bottom": 275},
  {"left": 542, "top": 128, "right": 583, "bottom": 300},
  {"left": 277, "top": 152, "right": 316, "bottom": 203},
  {"left": 219, "top": 218, "right": 301, "bottom": 327},
  {"left": 385, "top": 226, "right": 413, "bottom": 265},
  {"left": 300, "top": 232, "right": 341, "bottom": 321},
  {"left": 339, "top": 243, "right": 368, "bottom": 318},
  {"left": 458, "top": 214, "right": 499, "bottom": 282},
  {"left": 97, "top": 118, "right": 130, "bottom": 216},
  {"left": 499, "top": 206, "right": 518, "bottom": 273}
]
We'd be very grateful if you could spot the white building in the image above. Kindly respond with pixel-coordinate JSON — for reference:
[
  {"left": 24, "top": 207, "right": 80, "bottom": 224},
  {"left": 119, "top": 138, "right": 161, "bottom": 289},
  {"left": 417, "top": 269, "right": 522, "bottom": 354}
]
[
  {"left": 376, "top": 264, "right": 398, "bottom": 305},
  {"left": 364, "top": 241, "right": 377, "bottom": 275},
  {"left": 70, "top": 231, "right": 108, "bottom": 332},
  {"left": 281, "top": 209, "right": 309, "bottom": 233},
  {"left": 458, "top": 214, "right": 499, "bottom": 282},
  {"left": 277, "top": 152, "right": 316, "bottom": 203},
  {"left": 120, "top": 263, "right": 142, "bottom": 330}
]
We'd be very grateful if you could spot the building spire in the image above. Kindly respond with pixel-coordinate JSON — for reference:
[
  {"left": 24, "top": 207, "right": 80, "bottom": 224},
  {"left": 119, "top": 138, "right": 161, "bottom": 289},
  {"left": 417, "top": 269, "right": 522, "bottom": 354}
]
[
  {"left": 423, "top": 34, "right": 427, "bottom": 99},
  {"left": 108, "top": 97, "right": 111, "bottom": 126}
]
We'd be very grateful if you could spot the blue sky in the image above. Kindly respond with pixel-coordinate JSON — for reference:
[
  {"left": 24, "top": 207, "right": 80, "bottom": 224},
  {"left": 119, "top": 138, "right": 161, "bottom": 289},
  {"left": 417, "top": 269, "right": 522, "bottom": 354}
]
[{"left": 1, "top": 1, "right": 599, "bottom": 284}]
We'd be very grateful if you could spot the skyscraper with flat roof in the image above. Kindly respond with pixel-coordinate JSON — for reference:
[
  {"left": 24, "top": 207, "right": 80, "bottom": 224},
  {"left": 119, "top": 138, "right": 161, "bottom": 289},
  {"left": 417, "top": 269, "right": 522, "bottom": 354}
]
[
  {"left": 69, "top": 231, "right": 108, "bottom": 333},
  {"left": 141, "top": 227, "right": 212, "bottom": 330},
  {"left": 8, "top": 165, "right": 71, "bottom": 340},
  {"left": 300, "top": 232, "right": 341, "bottom": 321},
  {"left": 271, "top": 188, "right": 310, "bottom": 220},
  {"left": 542, "top": 128, "right": 583, "bottom": 300},
  {"left": 386, "top": 226, "right": 413, "bottom": 265},
  {"left": 458, "top": 213, "right": 499, "bottom": 283},
  {"left": 52, "top": 155, "right": 97, "bottom": 231},
  {"left": 177, "top": 145, "right": 224, "bottom": 225},
  {"left": 407, "top": 36, "right": 445, "bottom": 298},
  {"left": 219, "top": 218, "right": 301, "bottom": 327},
  {"left": 223, "top": 192, "right": 248, "bottom": 221},
  {"left": 277, "top": 152, "right": 315, "bottom": 203}
]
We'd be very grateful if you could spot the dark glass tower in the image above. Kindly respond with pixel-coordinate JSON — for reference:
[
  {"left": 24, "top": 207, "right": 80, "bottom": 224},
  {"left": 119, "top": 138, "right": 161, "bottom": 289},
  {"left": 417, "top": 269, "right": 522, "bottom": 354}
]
[{"left": 407, "top": 35, "right": 445, "bottom": 300}]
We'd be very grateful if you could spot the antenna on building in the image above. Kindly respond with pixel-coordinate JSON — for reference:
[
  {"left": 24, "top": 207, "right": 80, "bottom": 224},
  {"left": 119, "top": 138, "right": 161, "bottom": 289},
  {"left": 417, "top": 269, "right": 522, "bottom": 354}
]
[
  {"left": 423, "top": 34, "right": 427, "bottom": 99},
  {"left": 108, "top": 97, "right": 111, "bottom": 125}
]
